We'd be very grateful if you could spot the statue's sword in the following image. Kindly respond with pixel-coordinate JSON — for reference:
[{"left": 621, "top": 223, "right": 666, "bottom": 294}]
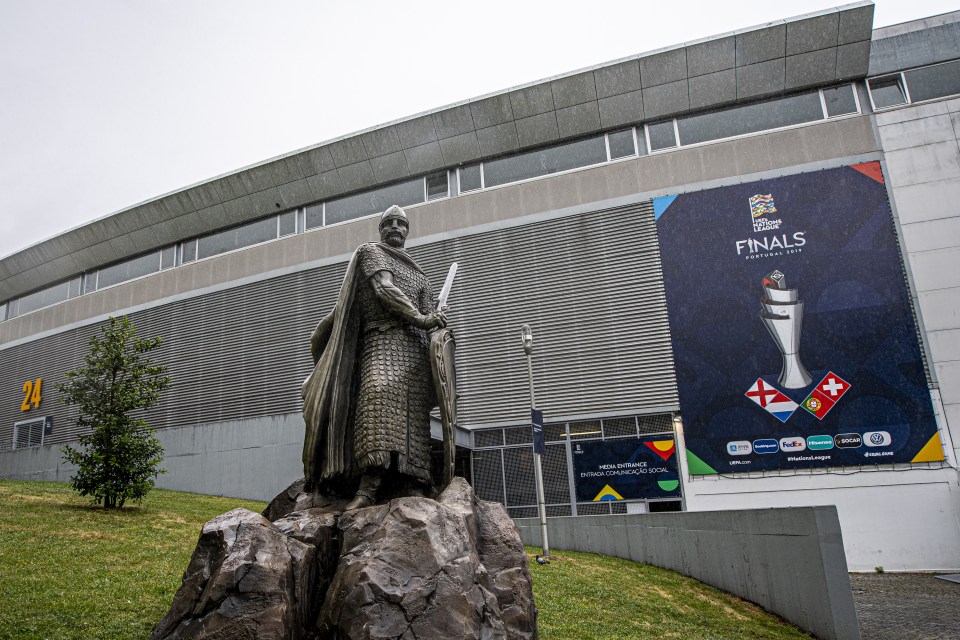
[
  {"left": 437, "top": 262, "right": 458, "bottom": 309},
  {"left": 432, "top": 262, "right": 459, "bottom": 486}
]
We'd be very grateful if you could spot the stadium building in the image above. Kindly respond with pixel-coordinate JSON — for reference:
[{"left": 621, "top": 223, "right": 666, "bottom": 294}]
[{"left": 2, "top": 1, "right": 959, "bottom": 571}]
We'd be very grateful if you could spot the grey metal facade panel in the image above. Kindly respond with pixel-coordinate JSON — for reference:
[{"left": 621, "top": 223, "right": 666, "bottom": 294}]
[
  {"left": 785, "top": 48, "right": 839, "bottom": 91},
  {"left": 432, "top": 104, "right": 476, "bottom": 140},
  {"left": 598, "top": 91, "right": 644, "bottom": 130},
  {"left": 593, "top": 60, "right": 642, "bottom": 99},
  {"left": 515, "top": 112, "right": 561, "bottom": 148},
  {"left": 838, "top": 2, "right": 875, "bottom": 45},
  {"left": 687, "top": 36, "right": 736, "bottom": 77},
  {"left": 786, "top": 12, "right": 840, "bottom": 55},
  {"left": 396, "top": 115, "right": 439, "bottom": 149},
  {"left": 469, "top": 94, "right": 514, "bottom": 130},
  {"left": 0, "top": 200, "right": 678, "bottom": 449},
  {"left": 555, "top": 102, "right": 602, "bottom": 139},
  {"left": 550, "top": 72, "right": 598, "bottom": 109},
  {"left": 438, "top": 132, "right": 482, "bottom": 166},
  {"left": 359, "top": 127, "right": 402, "bottom": 158},
  {"left": 868, "top": 17, "right": 960, "bottom": 76},
  {"left": 736, "top": 23, "right": 787, "bottom": 67},
  {"left": 639, "top": 49, "right": 688, "bottom": 88},
  {"left": 509, "top": 84, "right": 555, "bottom": 119},
  {"left": 688, "top": 70, "right": 737, "bottom": 110}
]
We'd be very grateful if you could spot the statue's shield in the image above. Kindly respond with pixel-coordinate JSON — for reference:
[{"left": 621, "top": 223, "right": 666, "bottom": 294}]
[{"left": 430, "top": 327, "right": 457, "bottom": 486}]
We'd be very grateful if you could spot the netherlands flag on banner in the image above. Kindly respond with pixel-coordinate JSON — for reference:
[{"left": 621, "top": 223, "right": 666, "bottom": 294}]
[{"left": 745, "top": 378, "right": 799, "bottom": 423}]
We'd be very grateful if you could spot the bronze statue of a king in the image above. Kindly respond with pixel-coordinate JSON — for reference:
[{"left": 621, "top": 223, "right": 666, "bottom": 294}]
[{"left": 301, "top": 204, "right": 458, "bottom": 510}]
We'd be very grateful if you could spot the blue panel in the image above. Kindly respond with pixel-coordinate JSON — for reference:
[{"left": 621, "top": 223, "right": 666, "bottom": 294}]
[{"left": 653, "top": 194, "right": 679, "bottom": 221}]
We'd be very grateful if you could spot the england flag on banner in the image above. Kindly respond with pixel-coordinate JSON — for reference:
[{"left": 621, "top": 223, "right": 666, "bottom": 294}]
[{"left": 745, "top": 378, "right": 799, "bottom": 423}]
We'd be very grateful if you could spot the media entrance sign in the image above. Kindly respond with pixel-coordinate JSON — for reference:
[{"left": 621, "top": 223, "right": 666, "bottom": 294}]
[
  {"left": 654, "top": 163, "right": 943, "bottom": 474},
  {"left": 572, "top": 436, "right": 681, "bottom": 502}
]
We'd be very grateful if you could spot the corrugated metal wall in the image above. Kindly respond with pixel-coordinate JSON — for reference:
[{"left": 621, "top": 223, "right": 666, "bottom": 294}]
[{"left": 0, "top": 200, "right": 677, "bottom": 450}]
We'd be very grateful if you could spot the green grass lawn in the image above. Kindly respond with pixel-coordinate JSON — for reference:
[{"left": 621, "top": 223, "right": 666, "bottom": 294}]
[{"left": 0, "top": 480, "right": 809, "bottom": 639}]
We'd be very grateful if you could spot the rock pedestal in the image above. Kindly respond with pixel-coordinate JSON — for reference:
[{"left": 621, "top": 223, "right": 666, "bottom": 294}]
[{"left": 152, "top": 478, "right": 537, "bottom": 640}]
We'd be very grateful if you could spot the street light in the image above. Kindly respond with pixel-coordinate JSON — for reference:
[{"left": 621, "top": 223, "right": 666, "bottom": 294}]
[{"left": 520, "top": 324, "right": 550, "bottom": 559}]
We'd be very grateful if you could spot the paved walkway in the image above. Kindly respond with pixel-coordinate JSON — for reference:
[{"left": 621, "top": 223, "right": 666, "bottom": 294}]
[{"left": 850, "top": 573, "right": 960, "bottom": 639}]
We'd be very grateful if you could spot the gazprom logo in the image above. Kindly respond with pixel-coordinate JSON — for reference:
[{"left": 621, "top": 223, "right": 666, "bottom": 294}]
[
  {"left": 753, "top": 439, "right": 779, "bottom": 454},
  {"left": 807, "top": 435, "right": 835, "bottom": 450}
]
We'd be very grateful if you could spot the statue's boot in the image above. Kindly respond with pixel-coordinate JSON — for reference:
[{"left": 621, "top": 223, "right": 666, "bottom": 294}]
[{"left": 345, "top": 472, "right": 381, "bottom": 510}]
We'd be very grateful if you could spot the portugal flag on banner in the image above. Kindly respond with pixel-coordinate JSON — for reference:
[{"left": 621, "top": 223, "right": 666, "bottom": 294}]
[{"left": 802, "top": 372, "right": 851, "bottom": 420}]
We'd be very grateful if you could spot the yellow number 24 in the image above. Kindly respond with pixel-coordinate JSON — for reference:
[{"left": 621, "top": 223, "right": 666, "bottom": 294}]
[{"left": 21, "top": 378, "right": 42, "bottom": 411}]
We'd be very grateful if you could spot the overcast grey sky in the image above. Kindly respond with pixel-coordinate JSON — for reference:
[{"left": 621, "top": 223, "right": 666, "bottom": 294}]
[{"left": 0, "top": 0, "right": 954, "bottom": 261}]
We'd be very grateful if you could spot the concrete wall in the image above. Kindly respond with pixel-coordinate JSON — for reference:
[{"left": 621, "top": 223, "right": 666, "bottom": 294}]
[
  {"left": 515, "top": 507, "right": 860, "bottom": 640},
  {"left": 0, "top": 413, "right": 305, "bottom": 502},
  {"left": 680, "top": 463, "right": 960, "bottom": 571},
  {"left": 876, "top": 98, "right": 960, "bottom": 468}
]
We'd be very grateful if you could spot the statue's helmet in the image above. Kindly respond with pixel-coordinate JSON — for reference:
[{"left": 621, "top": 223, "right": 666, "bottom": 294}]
[{"left": 379, "top": 205, "right": 408, "bottom": 230}]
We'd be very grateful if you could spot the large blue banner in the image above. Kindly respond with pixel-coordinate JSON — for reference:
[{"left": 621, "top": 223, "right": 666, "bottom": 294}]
[
  {"left": 654, "top": 163, "right": 943, "bottom": 474},
  {"left": 572, "top": 437, "right": 681, "bottom": 502}
]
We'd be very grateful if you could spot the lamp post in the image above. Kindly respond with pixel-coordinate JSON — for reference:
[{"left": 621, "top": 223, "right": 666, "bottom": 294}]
[{"left": 520, "top": 324, "right": 550, "bottom": 558}]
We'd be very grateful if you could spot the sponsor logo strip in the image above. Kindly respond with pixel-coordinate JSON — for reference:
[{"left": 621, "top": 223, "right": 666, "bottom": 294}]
[
  {"left": 807, "top": 435, "right": 835, "bottom": 450},
  {"left": 835, "top": 433, "right": 862, "bottom": 448},
  {"left": 779, "top": 437, "right": 806, "bottom": 452},
  {"left": 864, "top": 431, "right": 892, "bottom": 447},
  {"left": 727, "top": 441, "right": 752, "bottom": 456},
  {"left": 753, "top": 439, "right": 779, "bottom": 454}
]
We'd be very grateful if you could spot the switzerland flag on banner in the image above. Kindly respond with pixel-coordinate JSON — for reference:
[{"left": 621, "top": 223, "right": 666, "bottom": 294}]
[{"left": 802, "top": 372, "right": 851, "bottom": 420}]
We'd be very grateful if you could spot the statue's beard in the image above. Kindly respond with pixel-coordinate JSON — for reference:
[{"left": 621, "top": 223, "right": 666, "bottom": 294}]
[{"left": 384, "top": 232, "right": 405, "bottom": 248}]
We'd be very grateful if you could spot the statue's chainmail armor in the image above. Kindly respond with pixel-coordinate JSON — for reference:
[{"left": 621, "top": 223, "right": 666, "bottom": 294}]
[{"left": 354, "top": 244, "right": 435, "bottom": 483}]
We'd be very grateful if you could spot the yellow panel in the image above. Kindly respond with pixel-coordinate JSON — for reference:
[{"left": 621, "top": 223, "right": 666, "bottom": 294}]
[
  {"left": 911, "top": 431, "right": 946, "bottom": 463},
  {"left": 593, "top": 484, "right": 624, "bottom": 502},
  {"left": 651, "top": 439, "right": 674, "bottom": 452}
]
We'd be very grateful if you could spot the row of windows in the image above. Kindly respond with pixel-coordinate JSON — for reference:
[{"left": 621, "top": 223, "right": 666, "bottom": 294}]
[
  {"left": 868, "top": 59, "right": 960, "bottom": 109},
  {"left": 4, "top": 59, "right": 957, "bottom": 322},
  {"left": 458, "top": 84, "right": 860, "bottom": 191}
]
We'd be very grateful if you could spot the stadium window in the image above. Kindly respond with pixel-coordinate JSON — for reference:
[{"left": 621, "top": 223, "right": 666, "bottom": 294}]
[
  {"left": 324, "top": 177, "right": 425, "bottom": 226},
  {"left": 822, "top": 85, "right": 859, "bottom": 117},
  {"left": 426, "top": 171, "right": 449, "bottom": 201},
  {"left": 647, "top": 120, "right": 678, "bottom": 151},
  {"left": 904, "top": 60, "right": 960, "bottom": 103},
  {"left": 676, "top": 90, "right": 824, "bottom": 146},
  {"left": 868, "top": 74, "right": 908, "bottom": 109},
  {"left": 160, "top": 245, "right": 176, "bottom": 270},
  {"left": 482, "top": 135, "right": 607, "bottom": 188},
  {"left": 279, "top": 210, "right": 297, "bottom": 237},
  {"left": 96, "top": 250, "right": 163, "bottom": 289},
  {"left": 305, "top": 203, "right": 324, "bottom": 230},
  {"left": 0, "top": 302, "right": 6, "bottom": 321},
  {"left": 181, "top": 238, "right": 198, "bottom": 264},
  {"left": 459, "top": 163, "right": 482, "bottom": 192},
  {"left": 197, "top": 216, "right": 278, "bottom": 261},
  {"left": 68, "top": 275, "right": 83, "bottom": 298},
  {"left": 607, "top": 129, "right": 637, "bottom": 160},
  {"left": 13, "top": 417, "right": 46, "bottom": 449},
  {"left": 14, "top": 280, "right": 72, "bottom": 316}
]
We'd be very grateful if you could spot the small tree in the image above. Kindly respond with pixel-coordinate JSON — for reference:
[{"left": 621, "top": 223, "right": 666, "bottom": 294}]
[{"left": 58, "top": 316, "right": 172, "bottom": 508}]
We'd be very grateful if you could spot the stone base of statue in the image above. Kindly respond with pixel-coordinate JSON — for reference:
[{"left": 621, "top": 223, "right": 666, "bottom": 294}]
[{"left": 151, "top": 477, "right": 538, "bottom": 640}]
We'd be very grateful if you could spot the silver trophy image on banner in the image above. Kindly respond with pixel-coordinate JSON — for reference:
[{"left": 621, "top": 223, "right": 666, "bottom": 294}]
[{"left": 759, "top": 270, "right": 813, "bottom": 389}]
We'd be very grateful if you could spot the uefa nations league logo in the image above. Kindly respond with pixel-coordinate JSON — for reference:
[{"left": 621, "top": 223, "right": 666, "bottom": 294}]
[{"left": 749, "top": 194, "right": 783, "bottom": 232}]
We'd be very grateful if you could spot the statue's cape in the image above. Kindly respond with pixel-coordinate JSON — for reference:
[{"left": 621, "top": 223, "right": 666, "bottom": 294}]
[{"left": 300, "top": 242, "right": 425, "bottom": 491}]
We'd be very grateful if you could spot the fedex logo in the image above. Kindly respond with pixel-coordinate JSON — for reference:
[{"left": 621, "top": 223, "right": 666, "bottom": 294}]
[{"left": 779, "top": 437, "right": 806, "bottom": 452}]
